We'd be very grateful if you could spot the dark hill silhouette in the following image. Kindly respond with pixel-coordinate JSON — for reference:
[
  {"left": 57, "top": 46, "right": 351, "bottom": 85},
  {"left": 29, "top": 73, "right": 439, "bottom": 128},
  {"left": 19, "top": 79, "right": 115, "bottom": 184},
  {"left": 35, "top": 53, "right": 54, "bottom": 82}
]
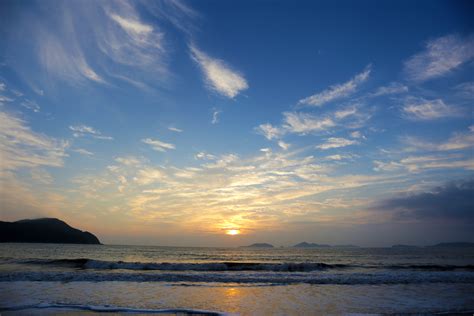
[
  {"left": 0, "top": 218, "right": 101, "bottom": 244},
  {"left": 293, "top": 242, "right": 331, "bottom": 248},
  {"left": 428, "top": 242, "right": 474, "bottom": 248},
  {"left": 241, "top": 243, "right": 274, "bottom": 248}
]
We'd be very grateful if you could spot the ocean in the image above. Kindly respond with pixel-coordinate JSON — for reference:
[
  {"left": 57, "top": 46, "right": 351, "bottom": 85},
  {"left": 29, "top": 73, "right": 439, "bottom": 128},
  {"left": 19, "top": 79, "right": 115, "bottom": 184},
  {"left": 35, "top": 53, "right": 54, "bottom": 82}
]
[{"left": 1, "top": 243, "right": 474, "bottom": 315}]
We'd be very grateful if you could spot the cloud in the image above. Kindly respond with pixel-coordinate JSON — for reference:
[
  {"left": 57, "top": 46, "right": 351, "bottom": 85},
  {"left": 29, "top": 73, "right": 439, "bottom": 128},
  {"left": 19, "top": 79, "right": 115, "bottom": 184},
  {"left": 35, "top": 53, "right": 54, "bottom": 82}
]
[
  {"left": 298, "top": 65, "right": 371, "bottom": 107},
  {"left": 101, "top": 5, "right": 166, "bottom": 71},
  {"left": 401, "top": 97, "right": 459, "bottom": 120},
  {"left": 108, "top": 13, "right": 153, "bottom": 35},
  {"left": 372, "top": 82, "right": 408, "bottom": 97},
  {"left": 316, "top": 137, "right": 358, "bottom": 150},
  {"left": 0, "top": 94, "right": 14, "bottom": 105},
  {"left": 212, "top": 110, "right": 221, "bottom": 124},
  {"left": 256, "top": 105, "right": 371, "bottom": 141},
  {"left": 20, "top": 99, "right": 40, "bottom": 113},
  {"left": 0, "top": 110, "right": 68, "bottom": 172},
  {"left": 334, "top": 106, "right": 358, "bottom": 120},
  {"left": 283, "top": 112, "right": 335, "bottom": 134},
  {"left": 278, "top": 141, "right": 290, "bottom": 150},
  {"left": 195, "top": 152, "right": 216, "bottom": 160},
  {"left": 455, "top": 81, "right": 474, "bottom": 98},
  {"left": 325, "top": 154, "right": 354, "bottom": 161},
  {"left": 5, "top": 0, "right": 176, "bottom": 89},
  {"left": 71, "top": 145, "right": 401, "bottom": 235},
  {"left": 373, "top": 160, "right": 404, "bottom": 172},
  {"left": 69, "top": 125, "right": 113, "bottom": 140},
  {"left": 373, "top": 178, "right": 474, "bottom": 222},
  {"left": 30, "top": 168, "right": 54, "bottom": 184},
  {"left": 256, "top": 123, "right": 285, "bottom": 140},
  {"left": 142, "top": 137, "right": 175, "bottom": 152},
  {"left": 190, "top": 45, "right": 248, "bottom": 98},
  {"left": 72, "top": 148, "right": 94, "bottom": 156},
  {"left": 134, "top": 167, "right": 167, "bottom": 185},
  {"left": 350, "top": 131, "right": 363, "bottom": 139},
  {"left": 402, "top": 127, "right": 474, "bottom": 152},
  {"left": 168, "top": 126, "right": 183, "bottom": 133},
  {"left": 114, "top": 156, "right": 144, "bottom": 166},
  {"left": 38, "top": 29, "right": 105, "bottom": 85},
  {"left": 404, "top": 34, "right": 474, "bottom": 82}
]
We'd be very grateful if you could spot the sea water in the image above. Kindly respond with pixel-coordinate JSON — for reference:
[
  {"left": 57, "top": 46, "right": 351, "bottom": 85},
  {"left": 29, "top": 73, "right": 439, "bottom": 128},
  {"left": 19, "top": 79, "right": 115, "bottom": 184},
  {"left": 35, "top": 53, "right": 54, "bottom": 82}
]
[{"left": 1, "top": 243, "right": 473, "bottom": 314}]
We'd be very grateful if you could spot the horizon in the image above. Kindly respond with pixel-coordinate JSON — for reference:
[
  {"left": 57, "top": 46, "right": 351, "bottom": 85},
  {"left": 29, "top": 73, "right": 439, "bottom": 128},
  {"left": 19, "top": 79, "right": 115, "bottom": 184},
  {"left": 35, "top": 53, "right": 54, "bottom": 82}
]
[{"left": 1, "top": 0, "right": 473, "bottom": 248}]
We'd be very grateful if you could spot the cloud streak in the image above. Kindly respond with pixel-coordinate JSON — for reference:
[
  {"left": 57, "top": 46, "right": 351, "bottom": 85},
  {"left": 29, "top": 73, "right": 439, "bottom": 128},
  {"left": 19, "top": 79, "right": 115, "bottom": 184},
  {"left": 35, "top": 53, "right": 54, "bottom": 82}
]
[
  {"left": 0, "top": 111, "right": 68, "bottom": 172},
  {"left": 190, "top": 45, "right": 248, "bottom": 98},
  {"left": 142, "top": 137, "right": 175, "bottom": 152},
  {"left": 69, "top": 125, "right": 113, "bottom": 140},
  {"left": 402, "top": 97, "right": 460, "bottom": 120},
  {"left": 404, "top": 34, "right": 474, "bottom": 82},
  {"left": 298, "top": 65, "right": 371, "bottom": 107},
  {"left": 317, "top": 137, "right": 359, "bottom": 150}
]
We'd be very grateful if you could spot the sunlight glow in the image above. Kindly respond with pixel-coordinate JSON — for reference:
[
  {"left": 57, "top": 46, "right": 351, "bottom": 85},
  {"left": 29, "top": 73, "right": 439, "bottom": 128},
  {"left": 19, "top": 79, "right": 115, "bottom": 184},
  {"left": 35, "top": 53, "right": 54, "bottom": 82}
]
[{"left": 226, "top": 229, "right": 240, "bottom": 236}]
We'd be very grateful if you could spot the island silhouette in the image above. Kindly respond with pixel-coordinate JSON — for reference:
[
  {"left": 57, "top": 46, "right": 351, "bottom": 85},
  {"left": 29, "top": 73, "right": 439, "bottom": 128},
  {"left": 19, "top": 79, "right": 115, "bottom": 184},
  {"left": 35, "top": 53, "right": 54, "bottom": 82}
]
[{"left": 0, "top": 218, "right": 101, "bottom": 244}]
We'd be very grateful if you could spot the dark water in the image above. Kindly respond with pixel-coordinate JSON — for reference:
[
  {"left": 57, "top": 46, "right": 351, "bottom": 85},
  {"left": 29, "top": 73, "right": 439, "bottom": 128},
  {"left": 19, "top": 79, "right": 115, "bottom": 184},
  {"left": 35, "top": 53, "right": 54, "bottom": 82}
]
[{"left": 1, "top": 243, "right": 474, "bottom": 314}]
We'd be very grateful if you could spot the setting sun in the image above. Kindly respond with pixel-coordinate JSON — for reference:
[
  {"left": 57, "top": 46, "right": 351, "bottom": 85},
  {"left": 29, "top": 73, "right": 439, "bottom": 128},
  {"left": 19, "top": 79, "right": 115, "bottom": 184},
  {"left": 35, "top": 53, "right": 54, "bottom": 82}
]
[{"left": 226, "top": 229, "right": 240, "bottom": 236}]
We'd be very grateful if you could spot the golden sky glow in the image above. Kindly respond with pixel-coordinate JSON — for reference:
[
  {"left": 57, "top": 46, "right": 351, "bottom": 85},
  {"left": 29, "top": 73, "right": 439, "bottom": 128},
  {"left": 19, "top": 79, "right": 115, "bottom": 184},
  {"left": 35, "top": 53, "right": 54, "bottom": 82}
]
[{"left": 226, "top": 229, "right": 240, "bottom": 236}]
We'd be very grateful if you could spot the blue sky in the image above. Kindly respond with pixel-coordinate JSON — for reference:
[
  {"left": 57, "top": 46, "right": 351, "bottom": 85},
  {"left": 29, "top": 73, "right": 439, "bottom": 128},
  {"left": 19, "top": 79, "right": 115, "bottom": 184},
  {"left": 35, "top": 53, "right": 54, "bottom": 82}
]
[{"left": 0, "top": 0, "right": 473, "bottom": 246}]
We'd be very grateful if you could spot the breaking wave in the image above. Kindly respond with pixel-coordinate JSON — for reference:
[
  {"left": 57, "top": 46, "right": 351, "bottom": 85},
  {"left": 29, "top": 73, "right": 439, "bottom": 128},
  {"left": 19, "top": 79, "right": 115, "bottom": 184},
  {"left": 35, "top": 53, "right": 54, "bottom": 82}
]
[
  {"left": 1, "top": 270, "right": 474, "bottom": 285},
  {"left": 12, "top": 258, "right": 474, "bottom": 272},
  {"left": 0, "top": 303, "right": 225, "bottom": 315}
]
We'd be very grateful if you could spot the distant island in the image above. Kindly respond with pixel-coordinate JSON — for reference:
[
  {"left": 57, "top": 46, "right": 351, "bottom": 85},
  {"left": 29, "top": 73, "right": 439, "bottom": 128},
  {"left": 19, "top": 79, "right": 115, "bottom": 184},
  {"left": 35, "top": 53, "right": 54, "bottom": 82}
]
[
  {"left": 293, "top": 242, "right": 358, "bottom": 248},
  {"left": 0, "top": 218, "right": 101, "bottom": 244},
  {"left": 391, "top": 244, "right": 419, "bottom": 248},
  {"left": 241, "top": 243, "right": 274, "bottom": 248},
  {"left": 428, "top": 242, "right": 474, "bottom": 248},
  {"left": 293, "top": 242, "right": 330, "bottom": 248}
]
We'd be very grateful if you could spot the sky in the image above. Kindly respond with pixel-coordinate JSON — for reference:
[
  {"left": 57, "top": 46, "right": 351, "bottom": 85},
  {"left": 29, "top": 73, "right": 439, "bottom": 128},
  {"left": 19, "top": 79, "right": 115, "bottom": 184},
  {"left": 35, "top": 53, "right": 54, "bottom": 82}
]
[{"left": 0, "top": 0, "right": 473, "bottom": 247}]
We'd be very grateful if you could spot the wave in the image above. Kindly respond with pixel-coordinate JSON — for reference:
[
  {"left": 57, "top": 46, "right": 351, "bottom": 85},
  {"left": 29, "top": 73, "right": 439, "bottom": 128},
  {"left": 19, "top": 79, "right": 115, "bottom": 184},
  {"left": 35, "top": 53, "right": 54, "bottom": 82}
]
[
  {"left": 14, "top": 258, "right": 474, "bottom": 272},
  {"left": 1, "top": 270, "right": 474, "bottom": 285},
  {"left": 0, "top": 303, "right": 226, "bottom": 315},
  {"left": 19, "top": 258, "right": 349, "bottom": 272}
]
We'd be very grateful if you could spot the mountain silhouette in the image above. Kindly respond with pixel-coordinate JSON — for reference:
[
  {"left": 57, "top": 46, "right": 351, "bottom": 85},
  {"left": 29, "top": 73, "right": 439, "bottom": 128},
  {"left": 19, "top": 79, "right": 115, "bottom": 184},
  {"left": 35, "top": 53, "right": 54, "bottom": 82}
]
[{"left": 0, "top": 218, "right": 101, "bottom": 244}]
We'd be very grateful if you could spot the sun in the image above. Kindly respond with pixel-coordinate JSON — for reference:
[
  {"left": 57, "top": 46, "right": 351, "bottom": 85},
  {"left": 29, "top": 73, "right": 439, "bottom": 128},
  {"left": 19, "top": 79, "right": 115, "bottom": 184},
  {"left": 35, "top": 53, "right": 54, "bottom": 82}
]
[{"left": 226, "top": 229, "right": 240, "bottom": 236}]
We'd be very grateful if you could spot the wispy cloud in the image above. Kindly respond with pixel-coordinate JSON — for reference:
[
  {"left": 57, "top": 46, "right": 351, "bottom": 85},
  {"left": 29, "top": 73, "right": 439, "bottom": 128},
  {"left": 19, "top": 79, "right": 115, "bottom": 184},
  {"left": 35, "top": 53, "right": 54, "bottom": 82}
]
[
  {"left": 0, "top": 111, "right": 68, "bottom": 171},
  {"left": 403, "top": 127, "right": 474, "bottom": 152},
  {"left": 69, "top": 125, "right": 113, "bottom": 140},
  {"left": 71, "top": 146, "right": 401, "bottom": 234},
  {"left": 72, "top": 148, "right": 94, "bottom": 156},
  {"left": 372, "top": 82, "right": 408, "bottom": 97},
  {"left": 256, "top": 123, "right": 285, "bottom": 140},
  {"left": 401, "top": 97, "right": 460, "bottom": 120},
  {"left": 317, "top": 137, "right": 358, "bottom": 150},
  {"left": 211, "top": 109, "right": 221, "bottom": 124},
  {"left": 325, "top": 154, "right": 354, "bottom": 161},
  {"left": 283, "top": 112, "right": 335, "bottom": 134},
  {"left": 404, "top": 34, "right": 474, "bottom": 82},
  {"left": 7, "top": 0, "right": 176, "bottom": 89},
  {"left": 30, "top": 168, "right": 54, "bottom": 184},
  {"left": 142, "top": 137, "right": 175, "bottom": 152},
  {"left": 455, "top": 81, "right": 474, "bottom": 99},
  {"left": 38, "top": 29, "right": 105, "bottom": 85},
  {"left": 298, "top": 65, "right": 371, "bottom": 107},
  {"left": 195, "top": 152, "right": 216, "bottom": 160},
  {"left": 21, "top": 99, "right": 40, "bottom": 113},
  {"left": 168, "top": 126, "right": 183, "bottom": 133},
  {"left": 190, "top": 45, "right": 248, "bottom": 98},
  {"left": 278, "top": 140, "right": 290, "bottom": 150}
]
